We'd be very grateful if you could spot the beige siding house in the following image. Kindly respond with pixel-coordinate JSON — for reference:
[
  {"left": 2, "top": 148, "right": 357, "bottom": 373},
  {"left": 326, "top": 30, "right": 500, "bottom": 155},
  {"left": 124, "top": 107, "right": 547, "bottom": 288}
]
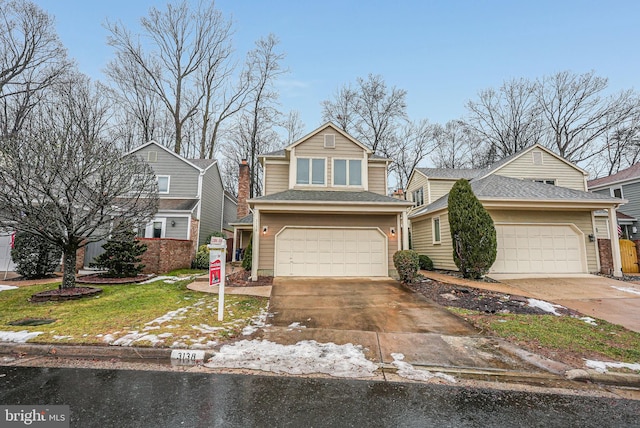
[
  {"left": 235, "top": 123, "right": 413, "bottom": 279},
  {"left": 407, "top": 144, "right": 625, "bottom": 277}
]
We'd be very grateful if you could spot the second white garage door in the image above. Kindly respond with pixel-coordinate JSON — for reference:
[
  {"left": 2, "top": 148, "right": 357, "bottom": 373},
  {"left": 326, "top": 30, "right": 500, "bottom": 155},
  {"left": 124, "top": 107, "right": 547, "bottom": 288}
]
[
  {"left": 492, "top": 224, "right": 587, "bottom": 274},
  {"left": 275, "top": 227, "right": 387, "bottom": 277}
]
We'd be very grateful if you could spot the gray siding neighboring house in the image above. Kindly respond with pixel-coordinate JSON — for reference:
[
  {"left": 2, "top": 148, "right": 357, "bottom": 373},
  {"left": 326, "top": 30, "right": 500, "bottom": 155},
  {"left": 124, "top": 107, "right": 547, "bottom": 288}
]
[
  {"left": 83, "top": 141, "right": 232, "bottom": 266},
  {"left": 589, "top": 163, "right": 640, "bottom": 240}
]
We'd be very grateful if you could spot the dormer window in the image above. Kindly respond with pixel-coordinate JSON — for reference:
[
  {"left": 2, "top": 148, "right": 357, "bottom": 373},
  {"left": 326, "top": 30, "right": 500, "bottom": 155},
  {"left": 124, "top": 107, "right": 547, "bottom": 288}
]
[
  {"left": 296, "top": 158, "right": 325, "bottom": 185},
  {"left": 333, "top": 159, "right": 362, "bottom": 186}
]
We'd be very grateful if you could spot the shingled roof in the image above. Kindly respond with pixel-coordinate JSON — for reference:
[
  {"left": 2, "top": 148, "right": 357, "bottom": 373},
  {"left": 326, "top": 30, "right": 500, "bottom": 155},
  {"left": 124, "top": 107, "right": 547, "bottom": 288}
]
[
  {"left": 410, "top": 175, "right": 621, "bottom": 218},
  {"left": 251, "top": 189, "right": 412, "bottom": 205},
  {"left": 588, "top": 163, "right": 640, "bottom": 188}
]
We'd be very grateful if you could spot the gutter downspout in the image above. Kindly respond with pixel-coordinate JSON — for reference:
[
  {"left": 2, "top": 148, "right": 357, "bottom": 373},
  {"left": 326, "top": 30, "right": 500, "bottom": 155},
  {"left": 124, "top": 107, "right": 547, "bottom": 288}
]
[{"left": 608, "top": 205, "right": 623, "bottom": 277}]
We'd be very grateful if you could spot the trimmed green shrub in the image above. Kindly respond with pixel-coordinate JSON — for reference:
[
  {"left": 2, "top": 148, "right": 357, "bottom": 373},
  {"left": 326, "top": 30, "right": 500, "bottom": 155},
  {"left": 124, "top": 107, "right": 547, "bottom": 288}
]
[
  {"left": 242, "top": 236, "right": 253, "bottom": 271},
  {"left": 418, "top": 254, "right": 434, "bottom": 271},
  {"left": 192, "top": 245, "right": 210, "bottom": 269},
  {"left": 90, "top": 221, "right": 147, "bottom": 278},
  {"left": 11, "top": 231, "right": 62, "bottom": 279},
  {"left": 393, "top": 250, "right": 419, "bottom": 283},
  {"left": 448, "top": 179, "right": 497, "bottom": 279}
]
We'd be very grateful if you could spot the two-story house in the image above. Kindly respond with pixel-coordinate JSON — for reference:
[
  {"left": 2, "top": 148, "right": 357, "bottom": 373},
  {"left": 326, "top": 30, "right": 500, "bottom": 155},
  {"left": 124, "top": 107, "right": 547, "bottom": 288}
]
[
  {"left": 588, "top": 163, "right": 640, "bottom": 240},
  {"left": 235, "top": 123, "right": 413, "bottom": 280},
  {"left": 406, "top": 144, "right": 625, "bottom": 277},
  {"left": 83, "top": 141, "right": 235, "bottom": 266}
]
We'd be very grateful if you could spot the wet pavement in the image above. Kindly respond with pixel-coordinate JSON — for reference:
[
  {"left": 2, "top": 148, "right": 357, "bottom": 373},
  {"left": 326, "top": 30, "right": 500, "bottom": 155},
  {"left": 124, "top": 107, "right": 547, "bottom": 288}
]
[
  {"left": 487, "top": 275, "right": 640, "bottom": 333},
  {"left": 2, "top": 366, "right": 639, "bottom": 427},
  {"left": 260, "top": 278, "right": 554, "bottom": 373}
]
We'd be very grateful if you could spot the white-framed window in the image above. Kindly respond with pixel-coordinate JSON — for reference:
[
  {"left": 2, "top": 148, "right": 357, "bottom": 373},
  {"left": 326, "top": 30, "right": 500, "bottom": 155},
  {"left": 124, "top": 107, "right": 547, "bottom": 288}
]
[
  {"left": 611, "top": 187, "right": 624, "bottom": 199},
  {"left": 296, "top": 158, "right": 325, "bottom": 185},
  {"left": 156, "top": 175, "right": 170, "bottom": 194},
  {"left": 333, "top": 159, "right": 362, "bottom": 186},
  {"left": 142, "top": 219, "right": 165, "bottom": 238},
  {"left": 412, "top": 187, "right": 424, "bottom": 206},
  {"left": 533, "top": 179, "right": 556, "bottom": 185},
  {"left": 432, "top": 216, "right": 441, "bottom": 244}
]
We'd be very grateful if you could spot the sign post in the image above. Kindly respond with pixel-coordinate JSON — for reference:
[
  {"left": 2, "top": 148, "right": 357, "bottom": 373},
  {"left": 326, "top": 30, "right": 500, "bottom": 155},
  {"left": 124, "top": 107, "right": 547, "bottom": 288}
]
[{"left": 208, "top": 237, "right": 227, "bottom": 321}]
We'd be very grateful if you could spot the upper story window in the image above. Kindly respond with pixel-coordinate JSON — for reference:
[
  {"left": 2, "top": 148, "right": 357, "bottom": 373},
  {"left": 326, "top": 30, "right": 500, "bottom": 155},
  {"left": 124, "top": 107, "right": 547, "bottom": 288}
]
[
  {"left": 533, "top": 179, "right": 556, "bottom": 185},
  {"left": 296, "top": 158, "right": 325, "bottom": 185},
  {"left": 412, "top": 188, "right": 424, "bottom": 206},
  {"left": 157, "top": 175, "right": 170, "bottom": 194},
  {"left": 333, "top": 159, "right": 362, "bottom": 186},
  {"left": 611, "top": 187, "right": 623, "bottom": 199}
]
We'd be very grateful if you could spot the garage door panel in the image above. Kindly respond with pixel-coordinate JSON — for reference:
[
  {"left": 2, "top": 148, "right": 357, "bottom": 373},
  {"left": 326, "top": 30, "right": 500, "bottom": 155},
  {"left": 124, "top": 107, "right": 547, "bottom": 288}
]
[
  {"left": 493, "top": 224, "right": 586, "bottom": 274},
  {"left": 276, "top": 228, "right": 387, "bottom": 277}
]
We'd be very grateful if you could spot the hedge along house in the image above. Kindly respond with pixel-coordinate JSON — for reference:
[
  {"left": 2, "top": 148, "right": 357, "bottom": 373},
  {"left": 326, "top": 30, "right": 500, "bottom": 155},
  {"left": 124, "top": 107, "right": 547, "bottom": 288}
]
[
  {"left": 240, "top": 122, "right": 413, "bottom": 280},
  {"left": 407, "top": 144, "right": 626, "bottom": 277},
  {"left": 83, "top": 141, "right": 235, "bottom": 268}
]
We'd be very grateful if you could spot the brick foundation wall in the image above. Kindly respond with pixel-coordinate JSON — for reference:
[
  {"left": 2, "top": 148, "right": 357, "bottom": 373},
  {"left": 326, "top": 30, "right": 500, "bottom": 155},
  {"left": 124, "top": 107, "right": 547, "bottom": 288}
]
[
  {"left": 598, "top": 238, "right": 613, "bottom": 274},
  {"left": 137, "top": 238, "right": 194, "bottom": 274}
]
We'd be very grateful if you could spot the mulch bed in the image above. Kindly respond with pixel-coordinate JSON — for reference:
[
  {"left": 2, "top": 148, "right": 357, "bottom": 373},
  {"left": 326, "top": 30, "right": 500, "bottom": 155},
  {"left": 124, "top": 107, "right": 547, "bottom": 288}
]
[
  {"left": 75, "top": 274, "right": 153, "bottom": 285},
  {"left": 405, "top": 276, "right": 578, "bottom": 316},
  {"left": 30, "top": 287, "right": 102, "bottom": 303},
  {"left": 226, "top": 269, "right": 273, "bottom": 287}
]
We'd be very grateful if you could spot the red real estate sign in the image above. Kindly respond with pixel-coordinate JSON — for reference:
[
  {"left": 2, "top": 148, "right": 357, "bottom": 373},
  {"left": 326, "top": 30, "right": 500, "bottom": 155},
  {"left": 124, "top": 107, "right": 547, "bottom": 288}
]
[{"left": 209, "top": 259, "right": 221, "bottom": 286}]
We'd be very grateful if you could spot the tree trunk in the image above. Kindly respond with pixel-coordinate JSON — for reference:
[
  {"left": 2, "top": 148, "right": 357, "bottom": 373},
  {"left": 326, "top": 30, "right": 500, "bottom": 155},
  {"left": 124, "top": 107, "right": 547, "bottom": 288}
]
[{"left": 61, "top": 247, "right": 78, "bottom": 289}]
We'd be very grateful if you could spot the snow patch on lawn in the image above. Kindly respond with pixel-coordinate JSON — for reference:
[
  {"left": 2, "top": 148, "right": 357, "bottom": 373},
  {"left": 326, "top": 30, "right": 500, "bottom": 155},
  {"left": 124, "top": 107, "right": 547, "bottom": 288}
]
[
  {"left": 0, "top": 330, "right": 42, "bottom": 342},
  {"left": 242, "top": 308, "right": 271, "bottom": 336},
  {"left": 205, "top": 339, "right": 378, "bottom": 378},
  {"left": 109, "top": 331, "right": 166, "bottom": 346},
  {"left": 579, "top": 317, "right": 598, "bottom": 326},
  {"left": 52, "top": 335, "right": 73, "bottom": 340},
  {"left": 585, "top": 359, "right": 640, "bottom": 373},
  {"left": 0, "top": 285, "right": 18, "bottom": 292},
  {"left": 391, "top": 353, "right": 456, "bottom": 383},
  {"left": 611, "top": 286, "right": 640, "bottom": 296},
  {"left": 140, "top": 275, "right": 196, "bottom": 284},
  {"left": 288, "top": 322, "right": 306, "bottom": 330},
  {"left": 145, "top": 307, "right": 190, "bottom": 325},
  {"left": 527, "top": 298, "right": 564, "bottom": 315}
]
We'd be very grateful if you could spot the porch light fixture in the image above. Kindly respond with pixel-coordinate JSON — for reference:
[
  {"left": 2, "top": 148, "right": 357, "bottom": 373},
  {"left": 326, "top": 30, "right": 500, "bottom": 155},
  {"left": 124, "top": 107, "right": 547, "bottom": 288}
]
[
  {"left": 390, "top": 227, "right": 396, "bottom": 237},
  {"left": 171, "top": 220, "right": 176, "bottom": 227},
  {"left": 588, "top": 233, "right": 595, "bottom": 242},
  {"left": 262, "top": 226, "right": 268, "bottom": 235}
]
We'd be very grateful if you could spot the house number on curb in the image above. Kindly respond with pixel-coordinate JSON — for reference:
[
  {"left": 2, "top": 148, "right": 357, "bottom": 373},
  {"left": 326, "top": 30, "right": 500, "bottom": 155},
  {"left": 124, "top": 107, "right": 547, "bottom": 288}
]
[{"left": 170, "top": 349, "right": 205, "bottom": 365}]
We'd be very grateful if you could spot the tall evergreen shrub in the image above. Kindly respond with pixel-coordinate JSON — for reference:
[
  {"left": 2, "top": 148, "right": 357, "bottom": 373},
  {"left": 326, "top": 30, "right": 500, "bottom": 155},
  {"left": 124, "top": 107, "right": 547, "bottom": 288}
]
[
  {"left": 448, "top": 179, "right": 497, "bottom": 279},
  {"left": 11, "top": 231, "right": 62, "bottom": 279},
  {"left": 90, "top": 221, "right": 147, "bottom": 277}
]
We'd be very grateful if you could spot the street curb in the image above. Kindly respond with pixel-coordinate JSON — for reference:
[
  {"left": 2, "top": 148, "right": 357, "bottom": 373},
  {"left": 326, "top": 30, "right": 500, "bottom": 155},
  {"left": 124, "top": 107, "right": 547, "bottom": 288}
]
[
  {"left": 566, "top": 369, "right": 640, "bottom": 388},
  {"left": 0, "top": 343, "right": 173, "bottom": 360}
]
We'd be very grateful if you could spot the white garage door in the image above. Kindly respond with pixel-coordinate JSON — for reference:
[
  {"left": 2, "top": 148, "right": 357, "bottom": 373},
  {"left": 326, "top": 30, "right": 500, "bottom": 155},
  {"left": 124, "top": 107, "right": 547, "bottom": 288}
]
[
  {"left": 492, "top": 224, "right": 586, "bottom": 274},
  {"left": 276, "top": 228, "right": 387, "bottom": 277}
]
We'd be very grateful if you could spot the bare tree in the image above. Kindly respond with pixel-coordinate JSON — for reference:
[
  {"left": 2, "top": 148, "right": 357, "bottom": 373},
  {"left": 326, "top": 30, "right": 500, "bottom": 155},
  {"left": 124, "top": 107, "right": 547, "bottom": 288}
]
[
  {"left": 466, "top": 78, "right": 542, "bottom": 161},
  {"left": 431, "top": 120, "right": 479, "bottom": 169},
  {"left": 241, "top": 34, "right": 287, "bottom": 197},
  {"left": 322, "top": 74, "right": 408, "bottom": 153},
  {"left": 388, "top": 120, "right": 434, "bottom": 192},
  {"left": 0, "top": 0, "right": 71, "bottom": 136},
  {"left": 0, "top": 76, "right": 158, "bottom": 290},
  {"left": 282, "top": 110, "right": 305, "bottom": 145},
  {"left": 537, "top": 70, "right": 639, "bottom": 163},
  {"left": 106, "top": 1, "right": 241, "bottom": 156}
]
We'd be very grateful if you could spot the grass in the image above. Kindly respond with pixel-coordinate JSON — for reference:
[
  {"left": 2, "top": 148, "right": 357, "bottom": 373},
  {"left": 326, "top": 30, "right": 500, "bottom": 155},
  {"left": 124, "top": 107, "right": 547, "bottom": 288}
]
[
  {"left": 450, "top": 308, "right": 640, "bottom": 366},
  {"left": 164, "top": 268, "right": 207, "bottom": 276},
  {"left": 0, "top": 278, "right": 267, "bottom": 347}
]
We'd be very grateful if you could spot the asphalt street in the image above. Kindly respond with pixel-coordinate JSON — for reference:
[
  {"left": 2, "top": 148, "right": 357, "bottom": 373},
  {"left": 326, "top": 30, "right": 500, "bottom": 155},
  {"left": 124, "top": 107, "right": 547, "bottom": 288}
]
[{"left": 1, "top": 366, "right": 639, "bottom": 427}]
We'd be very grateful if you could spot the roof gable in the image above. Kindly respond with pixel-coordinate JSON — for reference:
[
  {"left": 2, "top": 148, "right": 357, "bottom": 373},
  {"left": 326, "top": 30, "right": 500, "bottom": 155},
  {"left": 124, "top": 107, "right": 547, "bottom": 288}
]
[
  {"left": 127, "top": 141, "right": 205, "bottom": 172},
  {"left": 480, "top": 144, "right": 587, "bottom": 179},
  {"left": 286, "top": 122, "right": 372, "bottom": 154}
]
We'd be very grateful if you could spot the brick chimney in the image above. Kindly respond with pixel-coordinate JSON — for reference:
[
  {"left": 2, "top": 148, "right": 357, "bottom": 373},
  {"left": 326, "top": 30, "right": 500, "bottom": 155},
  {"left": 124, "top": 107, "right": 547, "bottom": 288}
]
[{"left": 237, "top": 159, "right": 250, "bottom": 220}]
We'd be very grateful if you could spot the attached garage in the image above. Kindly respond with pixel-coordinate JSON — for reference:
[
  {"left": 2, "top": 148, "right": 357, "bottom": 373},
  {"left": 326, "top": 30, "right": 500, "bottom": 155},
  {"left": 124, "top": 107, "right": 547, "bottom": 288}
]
[
  {"left": 275, "top": 227, "right": 388, "bottom": 277},
  {"left": 492, "top": 224, "right": 587, "bottom": 274}
]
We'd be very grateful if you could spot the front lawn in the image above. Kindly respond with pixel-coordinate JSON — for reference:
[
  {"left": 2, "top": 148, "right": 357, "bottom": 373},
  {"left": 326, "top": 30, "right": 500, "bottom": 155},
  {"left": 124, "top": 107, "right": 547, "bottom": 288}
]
[
  {"left": 451, "top": 308, "right": 640, "bottom": 369},
  {"left": 0, "top": 278, "right": 267, "bottom": 348}
]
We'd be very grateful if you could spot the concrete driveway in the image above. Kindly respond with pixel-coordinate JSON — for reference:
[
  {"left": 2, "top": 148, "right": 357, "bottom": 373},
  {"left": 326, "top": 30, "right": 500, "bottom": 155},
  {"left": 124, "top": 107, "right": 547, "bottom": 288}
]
[
  {"left": 255, "top": 277, "right": 552, "bottom": 373},
  {"left": 489, "top": 274, "right": 640, "bottom": 333}
]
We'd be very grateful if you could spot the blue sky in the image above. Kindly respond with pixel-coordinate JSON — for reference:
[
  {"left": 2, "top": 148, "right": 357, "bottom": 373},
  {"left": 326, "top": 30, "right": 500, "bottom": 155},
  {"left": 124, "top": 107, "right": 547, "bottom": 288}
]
[{"left": 34, "top": 0, "right": 640, "bottom": 130}]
